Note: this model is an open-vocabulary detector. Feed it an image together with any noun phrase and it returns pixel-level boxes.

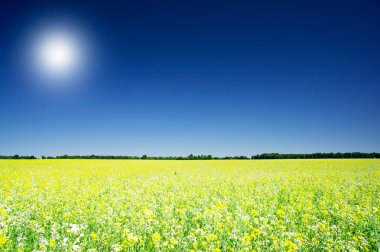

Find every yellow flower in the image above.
[242,234,251,245]
[284,240,297,251]
[91,233,98,240]
[0,236,7,245]
[49,239,56,247]
[215,201,223,210]
[351,236,358,243]
[252,228,261,236]
[207,234,218,242]
[0,209,7,217]
[152,232,161,246]
[276,209,285,216]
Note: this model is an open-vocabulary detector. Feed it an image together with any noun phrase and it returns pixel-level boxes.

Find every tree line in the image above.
[1,152,378,160]
[251,152,380,159]
[0,155,37,159]
[41,154,250,160]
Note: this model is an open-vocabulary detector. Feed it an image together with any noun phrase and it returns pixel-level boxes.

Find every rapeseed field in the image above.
[0,159,379,251]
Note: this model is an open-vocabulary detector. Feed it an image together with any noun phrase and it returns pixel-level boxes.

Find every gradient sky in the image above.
[1,0,379,156]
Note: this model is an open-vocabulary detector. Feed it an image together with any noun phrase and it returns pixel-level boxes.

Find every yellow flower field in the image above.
[0,159,379,251]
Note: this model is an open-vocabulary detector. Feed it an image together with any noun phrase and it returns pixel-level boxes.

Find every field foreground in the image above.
[0,159,379,251]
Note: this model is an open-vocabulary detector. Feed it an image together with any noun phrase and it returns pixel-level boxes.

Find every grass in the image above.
[0,159,379,251]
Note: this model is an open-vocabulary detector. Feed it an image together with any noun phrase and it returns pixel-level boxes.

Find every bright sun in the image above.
[33,29,82,78]
[23,20,96,90]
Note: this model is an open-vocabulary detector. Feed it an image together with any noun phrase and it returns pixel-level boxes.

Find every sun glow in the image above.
[33,28,82,79]
[35,31,80,76]
[21,19,96,91]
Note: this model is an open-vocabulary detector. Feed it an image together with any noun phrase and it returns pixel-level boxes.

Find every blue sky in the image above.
[0,0,379,156]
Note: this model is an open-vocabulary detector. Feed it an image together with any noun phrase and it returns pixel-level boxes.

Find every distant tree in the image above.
[1,152,380,160]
